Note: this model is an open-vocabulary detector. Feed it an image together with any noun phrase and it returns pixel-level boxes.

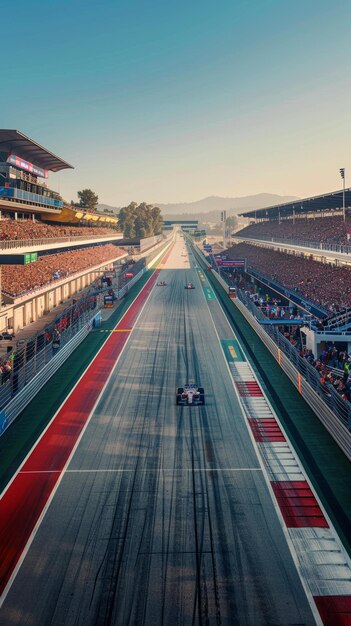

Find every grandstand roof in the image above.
[0,130,74,172]
[240,187,351,219]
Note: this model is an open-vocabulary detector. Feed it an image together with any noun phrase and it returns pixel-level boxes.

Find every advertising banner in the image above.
[7,154,48,179]
[216,258,246,269]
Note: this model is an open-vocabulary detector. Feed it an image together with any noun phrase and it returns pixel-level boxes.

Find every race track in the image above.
[0,236,317,625]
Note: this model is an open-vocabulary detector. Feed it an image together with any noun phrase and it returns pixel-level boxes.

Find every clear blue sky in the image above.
[3,0,351,206]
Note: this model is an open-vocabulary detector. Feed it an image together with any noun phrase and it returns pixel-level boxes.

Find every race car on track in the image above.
[157,280,167,286]
[185,282,195,289]
[176,384,205,406]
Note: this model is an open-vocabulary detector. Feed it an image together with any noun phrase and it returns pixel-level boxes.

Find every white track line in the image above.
[19,467,263,474]
[196,268,324,626]
[0,252,170,607]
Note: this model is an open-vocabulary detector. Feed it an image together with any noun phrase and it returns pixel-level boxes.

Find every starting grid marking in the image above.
[228,360,351,624]
[198,270,206,283]
[97,329,132,333]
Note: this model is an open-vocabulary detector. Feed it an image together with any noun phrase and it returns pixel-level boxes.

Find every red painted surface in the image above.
[314,595,351,626]
[0,246,173,599]
[248,418,286,442]
[271,481,328,528]
[236,381,263,396]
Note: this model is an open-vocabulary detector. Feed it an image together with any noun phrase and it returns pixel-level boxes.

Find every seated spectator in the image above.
[1,244,123,297]
[226,242,351,311]
[0,218,118,242]
[236,213,351,247]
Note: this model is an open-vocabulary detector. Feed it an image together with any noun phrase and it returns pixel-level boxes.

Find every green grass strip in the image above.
[0,270,154,493]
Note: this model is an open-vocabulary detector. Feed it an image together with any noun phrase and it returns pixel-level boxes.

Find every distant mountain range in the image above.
[97,193,299,220]
[156,193,299,216]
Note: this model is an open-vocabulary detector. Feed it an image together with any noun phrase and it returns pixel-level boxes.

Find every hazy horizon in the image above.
[3,0,351,206]
[97,191,299,211]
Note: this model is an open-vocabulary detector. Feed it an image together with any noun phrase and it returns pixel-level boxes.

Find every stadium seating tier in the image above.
[1,244,123,297]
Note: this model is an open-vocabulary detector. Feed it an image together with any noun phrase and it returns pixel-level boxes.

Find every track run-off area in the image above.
[0,234,351,625]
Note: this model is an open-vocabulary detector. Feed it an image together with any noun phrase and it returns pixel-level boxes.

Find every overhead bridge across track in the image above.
[163,219,198,230]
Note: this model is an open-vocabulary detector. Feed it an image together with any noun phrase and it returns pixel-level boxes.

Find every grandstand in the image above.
[225,242,351,312]
[219,239,351,365]
[0,129,118,225]
[0,222,118,242]
[0,243,126,332]
[225,186,351,356]
[0,130,126,333]
[2,244,124,298]
[235,214,351,247]
[239,186,351,221]
[235,186,351,264]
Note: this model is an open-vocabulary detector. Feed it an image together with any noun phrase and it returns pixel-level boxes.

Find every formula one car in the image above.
[157,280,167,286]
[176,384,205,406]
[184,282,195,289]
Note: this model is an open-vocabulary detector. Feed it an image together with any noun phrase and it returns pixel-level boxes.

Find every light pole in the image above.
[340,167,346,222]
[221,210,227,248]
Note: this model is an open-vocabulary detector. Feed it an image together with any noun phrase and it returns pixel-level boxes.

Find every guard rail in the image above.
[0,313,96,434]
[234,234,351,256]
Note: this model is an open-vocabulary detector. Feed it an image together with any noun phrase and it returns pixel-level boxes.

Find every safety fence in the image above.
[237,288,351,431]
[234,294,351,460]
[234,234,351,256]
[0,318,95,435]
[191,240,351,460]
[0,299,99,430]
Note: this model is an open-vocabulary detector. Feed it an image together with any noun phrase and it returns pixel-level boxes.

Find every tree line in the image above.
[73,190,163,238]
[117,202,163,238]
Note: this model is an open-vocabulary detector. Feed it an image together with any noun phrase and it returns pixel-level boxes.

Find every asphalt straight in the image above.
[0,236,317,625]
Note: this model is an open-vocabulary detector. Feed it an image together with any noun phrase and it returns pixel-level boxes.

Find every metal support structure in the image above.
[340,167,346,222]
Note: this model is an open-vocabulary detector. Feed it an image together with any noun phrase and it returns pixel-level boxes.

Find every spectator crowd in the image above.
[0,219,117,241]
[236,214,351,246]
[229,268,351,404]
[227,242,351,311]
[1,244,123,297]
[285,335,351,403]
